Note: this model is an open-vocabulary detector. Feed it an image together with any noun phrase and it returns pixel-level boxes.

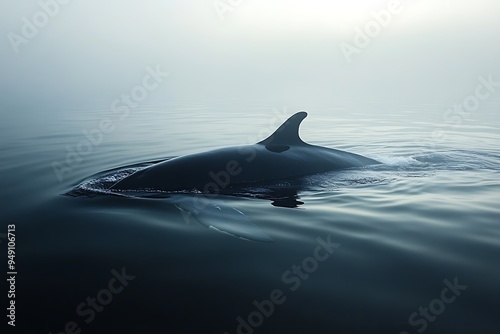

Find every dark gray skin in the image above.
[111,112,380,192]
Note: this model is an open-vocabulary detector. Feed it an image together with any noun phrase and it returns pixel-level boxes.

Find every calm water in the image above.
[1,101,499,333]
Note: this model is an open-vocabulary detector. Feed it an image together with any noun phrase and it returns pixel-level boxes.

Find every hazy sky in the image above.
[1,0,500,107]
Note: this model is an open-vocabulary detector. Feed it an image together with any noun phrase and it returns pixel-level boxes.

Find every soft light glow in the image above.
[233,0,385,32]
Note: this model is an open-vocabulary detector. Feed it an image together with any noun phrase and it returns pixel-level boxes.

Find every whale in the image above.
[110,111,380,193]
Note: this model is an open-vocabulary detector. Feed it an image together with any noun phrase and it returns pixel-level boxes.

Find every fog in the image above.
[1,0,500,108]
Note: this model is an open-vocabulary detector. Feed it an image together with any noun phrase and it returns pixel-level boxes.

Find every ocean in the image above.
[1,100,499,333]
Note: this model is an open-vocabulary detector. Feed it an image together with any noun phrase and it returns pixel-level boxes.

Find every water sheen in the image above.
[1,101,499,333]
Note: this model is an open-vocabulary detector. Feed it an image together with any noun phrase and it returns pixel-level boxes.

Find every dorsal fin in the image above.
[258,111,308,146]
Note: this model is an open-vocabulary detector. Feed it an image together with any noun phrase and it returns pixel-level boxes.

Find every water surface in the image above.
[1,101,499,333]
